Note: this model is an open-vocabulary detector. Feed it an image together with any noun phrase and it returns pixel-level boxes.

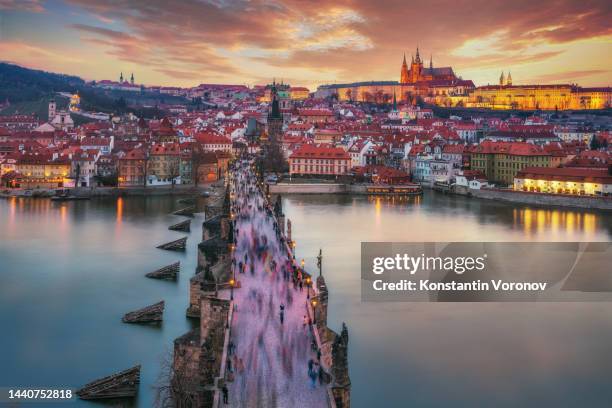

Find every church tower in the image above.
[499,71,505,86]
[410,47,423,82]
[400,54,410,84]
[266,81,283,143]
[48,99,56,122]
[130,73,134,85]
[506,71,512,86]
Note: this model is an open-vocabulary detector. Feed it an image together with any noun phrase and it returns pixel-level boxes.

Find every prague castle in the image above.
[316,48,611,110]
[462,71,611,110]
[399,48,456,84]
[316,47,475,104]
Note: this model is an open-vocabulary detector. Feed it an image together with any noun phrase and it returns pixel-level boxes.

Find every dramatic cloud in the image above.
[0,0,44,13]
[0,0,610,87]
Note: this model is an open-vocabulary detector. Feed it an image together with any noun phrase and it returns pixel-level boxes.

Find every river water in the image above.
[1,191,611,407]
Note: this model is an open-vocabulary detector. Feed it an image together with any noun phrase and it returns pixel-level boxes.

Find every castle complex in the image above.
[316,47,612,110]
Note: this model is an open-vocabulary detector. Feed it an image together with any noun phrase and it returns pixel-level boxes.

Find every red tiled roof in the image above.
[472,141,550,156]
[289,144,350,160]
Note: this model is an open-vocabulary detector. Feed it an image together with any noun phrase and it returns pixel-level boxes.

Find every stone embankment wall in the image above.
[269,183,369,195]
[472,188,612,211]
[172,187,233,407]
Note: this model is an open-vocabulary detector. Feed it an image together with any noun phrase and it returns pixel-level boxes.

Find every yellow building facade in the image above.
[470,142,558,185]
[466,85,611,110]
[16,160,71,188]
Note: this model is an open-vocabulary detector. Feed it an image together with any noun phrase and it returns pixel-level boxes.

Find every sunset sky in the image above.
[0,0,610,90]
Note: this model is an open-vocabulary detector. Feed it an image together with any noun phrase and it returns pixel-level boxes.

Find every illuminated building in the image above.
[289,87,310,100]
[514,167,612,196]
[316,53,610,110]
[316,47,474,103]
[15,155,71,188]
[69,92,81,112]
[465,74,612,110]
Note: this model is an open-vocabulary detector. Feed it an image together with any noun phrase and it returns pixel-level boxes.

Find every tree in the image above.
[168,158,180,188]
[153,348,200,408]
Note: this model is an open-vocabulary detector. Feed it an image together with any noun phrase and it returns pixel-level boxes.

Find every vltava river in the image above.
[1,191,611,407]
[283,192,612,408]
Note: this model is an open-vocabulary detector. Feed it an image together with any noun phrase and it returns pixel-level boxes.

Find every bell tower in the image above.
[48,99,56,121]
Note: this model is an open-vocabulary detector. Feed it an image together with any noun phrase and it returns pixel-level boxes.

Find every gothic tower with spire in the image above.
[506,71,512,86]
[499,71,505,86]
[400,54,410,84]
[410,47,423,82]
[266,82,283,143]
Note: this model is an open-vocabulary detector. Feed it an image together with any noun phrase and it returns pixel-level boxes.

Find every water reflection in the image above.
[0,196,200,408]
[283,191,612,407]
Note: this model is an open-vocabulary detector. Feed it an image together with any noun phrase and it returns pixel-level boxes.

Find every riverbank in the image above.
[1,183,223,199]
[269,183,411,195]
[470,188,612,211]
[269,182,611,210]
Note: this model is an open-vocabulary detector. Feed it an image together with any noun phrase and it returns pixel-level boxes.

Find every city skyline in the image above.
[0,0,611,89]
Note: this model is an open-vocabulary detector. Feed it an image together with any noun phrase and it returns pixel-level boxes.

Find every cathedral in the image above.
[400,47,457,84]
[315,46,474,104]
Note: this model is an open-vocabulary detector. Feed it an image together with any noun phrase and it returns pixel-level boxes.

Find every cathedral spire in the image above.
[392,90,397,111]
[120,72,123,83]
[400,53,410,84]
[499,71,505,86]
[506,71,512,86]
[429,55,433,70]
[415,46,421,63]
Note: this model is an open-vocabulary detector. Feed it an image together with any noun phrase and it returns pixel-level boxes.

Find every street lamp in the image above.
[311,298,317,324]
[229,278,235,301]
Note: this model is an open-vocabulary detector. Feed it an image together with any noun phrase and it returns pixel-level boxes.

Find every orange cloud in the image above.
[0,0,610,87]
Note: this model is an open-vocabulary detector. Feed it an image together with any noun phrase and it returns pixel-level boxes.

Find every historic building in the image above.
[400,48,456,84]
[466,80,612,111]
[514,167,612,196]
[266,83,284,142]
[316,50,610,110]
[315,47,474,104]
[288,144,351,177]
[469,141,563,185]
[118,148,147,187]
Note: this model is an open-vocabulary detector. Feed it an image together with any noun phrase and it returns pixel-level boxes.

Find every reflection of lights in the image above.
[311,299,317,307]
[116,197,123,224]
